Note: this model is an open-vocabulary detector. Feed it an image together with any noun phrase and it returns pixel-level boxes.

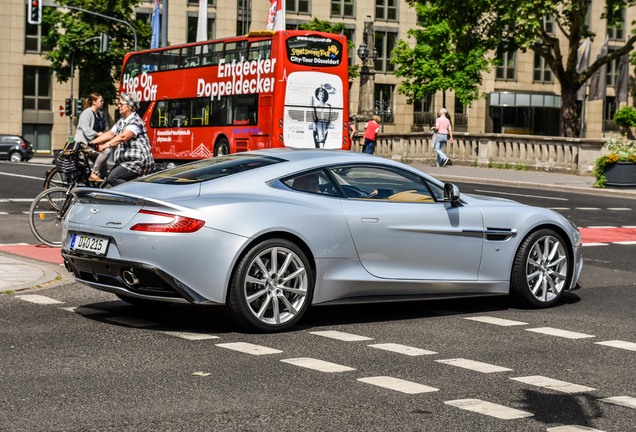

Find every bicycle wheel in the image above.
[43,167,68,189]
[29,187,71,247]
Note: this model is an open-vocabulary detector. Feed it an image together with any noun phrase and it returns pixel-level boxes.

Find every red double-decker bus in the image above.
[118,30,350,164]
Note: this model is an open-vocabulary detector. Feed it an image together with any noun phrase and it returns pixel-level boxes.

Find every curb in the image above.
[0,251,72,293]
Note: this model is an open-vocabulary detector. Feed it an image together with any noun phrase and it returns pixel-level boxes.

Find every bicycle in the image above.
[30,143,104,247]
[42,141,97,190]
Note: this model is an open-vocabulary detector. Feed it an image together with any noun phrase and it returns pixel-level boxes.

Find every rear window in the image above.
[139,154,284,184]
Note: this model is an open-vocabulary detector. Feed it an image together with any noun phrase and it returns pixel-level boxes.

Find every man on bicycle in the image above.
[90,92,155,186]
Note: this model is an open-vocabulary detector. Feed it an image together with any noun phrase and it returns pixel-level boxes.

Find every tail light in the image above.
[20,141,27,149]
[130,210,205,233]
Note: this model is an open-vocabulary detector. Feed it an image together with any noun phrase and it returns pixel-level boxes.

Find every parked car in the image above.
[61,149,583,332]
[0,134,34,162]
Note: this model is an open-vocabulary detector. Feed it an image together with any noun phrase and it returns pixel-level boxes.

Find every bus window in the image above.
[151,100,169,128]
[210,98,229,126]
[233,95,258,125]
[160,48,180,70]
[224,41,247,63]
[202,42,223,66]
[180,46,201,68]
[191,98,210,126]
[169,99,191,127]
[141,52,160,72]
[123,54,141,77]
[248,40,271,60]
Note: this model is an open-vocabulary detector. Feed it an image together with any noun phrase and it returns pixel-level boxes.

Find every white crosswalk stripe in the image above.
[368,343,437,356]
[15,294,63,305]
[595,340,636,352]
[547,426,606,432]
[465,316,528,326]
[310,330,373,341]
[281,357,355,373]
[61,306,108,315]
[510,376,595,394]
[599,396,636,410]
[444,399,534,420]
[525,327,595,339]
[162,331,220,340]
[436,358,512,373]
[358,376,439,394]
[216,342,282,355]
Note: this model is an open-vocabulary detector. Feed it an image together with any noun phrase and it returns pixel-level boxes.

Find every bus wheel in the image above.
[214,138,230,156]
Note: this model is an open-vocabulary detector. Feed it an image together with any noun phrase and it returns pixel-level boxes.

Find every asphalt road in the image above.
[0,160,635,431]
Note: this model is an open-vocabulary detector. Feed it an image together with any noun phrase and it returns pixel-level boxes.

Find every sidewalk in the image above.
[3,159,636,294]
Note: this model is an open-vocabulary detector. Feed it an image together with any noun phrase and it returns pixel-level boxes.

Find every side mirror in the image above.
[443,182,461,203]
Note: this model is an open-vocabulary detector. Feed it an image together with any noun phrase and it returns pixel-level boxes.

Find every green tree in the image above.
[42,0,151,104]
[392,0,636,137]
[300,18,360,78]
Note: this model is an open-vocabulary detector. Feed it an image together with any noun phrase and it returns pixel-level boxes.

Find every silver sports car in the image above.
[62,149,583,332]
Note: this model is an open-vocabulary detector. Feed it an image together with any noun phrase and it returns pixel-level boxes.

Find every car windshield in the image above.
[139,154,285,184]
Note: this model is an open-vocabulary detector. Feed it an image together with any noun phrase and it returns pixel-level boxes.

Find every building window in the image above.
[188,0,216,5]
[23,66,51,111]
[375,84,394,124]
[374,31,397,73]
[187,15,215,42]
[607,6,625,40]
[606,50,620,87]
[376,0,398,21]
[495,48,516,80]
[331,0,355,18]
[413,95,435,127]
[542,15,555,34]
[23,124,52,153]
[25,6,52,53]
[237,0,251,35]
[287,0,310,14]
[533,53,553,82]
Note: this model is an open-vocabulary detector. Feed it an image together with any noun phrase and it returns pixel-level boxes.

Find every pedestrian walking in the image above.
[362,115,381,154]
[433,108,453,167]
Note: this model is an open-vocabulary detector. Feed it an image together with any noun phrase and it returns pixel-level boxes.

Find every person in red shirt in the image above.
[362,115,381,154]
[433,108,453,167]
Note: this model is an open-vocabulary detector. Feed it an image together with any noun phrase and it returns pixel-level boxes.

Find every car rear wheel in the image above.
[9,151,22,162]
[511,229,570,308]
[228,239,314,332]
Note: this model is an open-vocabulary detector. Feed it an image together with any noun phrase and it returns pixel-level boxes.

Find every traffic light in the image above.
[64,98,72,116]
[75,99,83,116]
[27,0,42,25]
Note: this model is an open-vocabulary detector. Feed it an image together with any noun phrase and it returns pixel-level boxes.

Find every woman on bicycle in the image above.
[91,92,155,186]
[74,93,106,182]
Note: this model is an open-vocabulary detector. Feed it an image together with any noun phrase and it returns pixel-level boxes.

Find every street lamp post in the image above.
[357,17,377,122]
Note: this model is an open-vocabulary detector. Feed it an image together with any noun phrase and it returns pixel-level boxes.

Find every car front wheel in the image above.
[228,239,313,332]
[511,229,571,308]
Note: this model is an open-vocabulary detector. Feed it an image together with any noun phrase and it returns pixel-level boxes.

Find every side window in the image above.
[202,42,223,66]
[283,170,340,196]
[329,165,436,202]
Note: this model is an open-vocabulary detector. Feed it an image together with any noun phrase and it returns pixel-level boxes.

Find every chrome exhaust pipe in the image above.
[122,270,140,287]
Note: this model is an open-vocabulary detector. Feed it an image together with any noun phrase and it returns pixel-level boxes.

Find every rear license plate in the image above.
[70,233,109,255]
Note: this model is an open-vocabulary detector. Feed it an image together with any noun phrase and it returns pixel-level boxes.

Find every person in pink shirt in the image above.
[362,115,381,154]
[433,108,453,167]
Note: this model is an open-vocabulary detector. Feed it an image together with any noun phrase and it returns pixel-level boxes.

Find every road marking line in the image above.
[368,343,437,356]
[0,198,33,202]
[575,207,601,210]
[582,243,609,247]
[615,241,636,245]
[547,426,606,431]
[444,399,533,419]
[358,376,439,394]
[607,208,632,211]
[105,316,159,328]
[162,331,220,340]
[595,340,636,352]
[473,189,567,201]
[310,330,373,341]
[511,375,595,393]
[15,294,63,305]
[599,396,636,409]
[465,316,528,326]
[61,306,107,315]
[216,342,282,355]
[586,226,617,229]
[436,358,512,373]
[526,327,595,339]
[281,357,356,373]
[548,207,570,211]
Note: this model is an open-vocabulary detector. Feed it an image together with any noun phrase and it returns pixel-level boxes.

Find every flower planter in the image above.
[604,162,636,187]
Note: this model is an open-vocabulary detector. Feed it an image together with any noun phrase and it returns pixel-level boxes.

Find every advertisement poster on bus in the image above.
[283,71,344,149]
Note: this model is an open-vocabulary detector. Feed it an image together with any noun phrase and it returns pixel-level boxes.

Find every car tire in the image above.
[228,238,314,332]
[214,138,230,156]
[511,229,571,308]
[9,151,23,162]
